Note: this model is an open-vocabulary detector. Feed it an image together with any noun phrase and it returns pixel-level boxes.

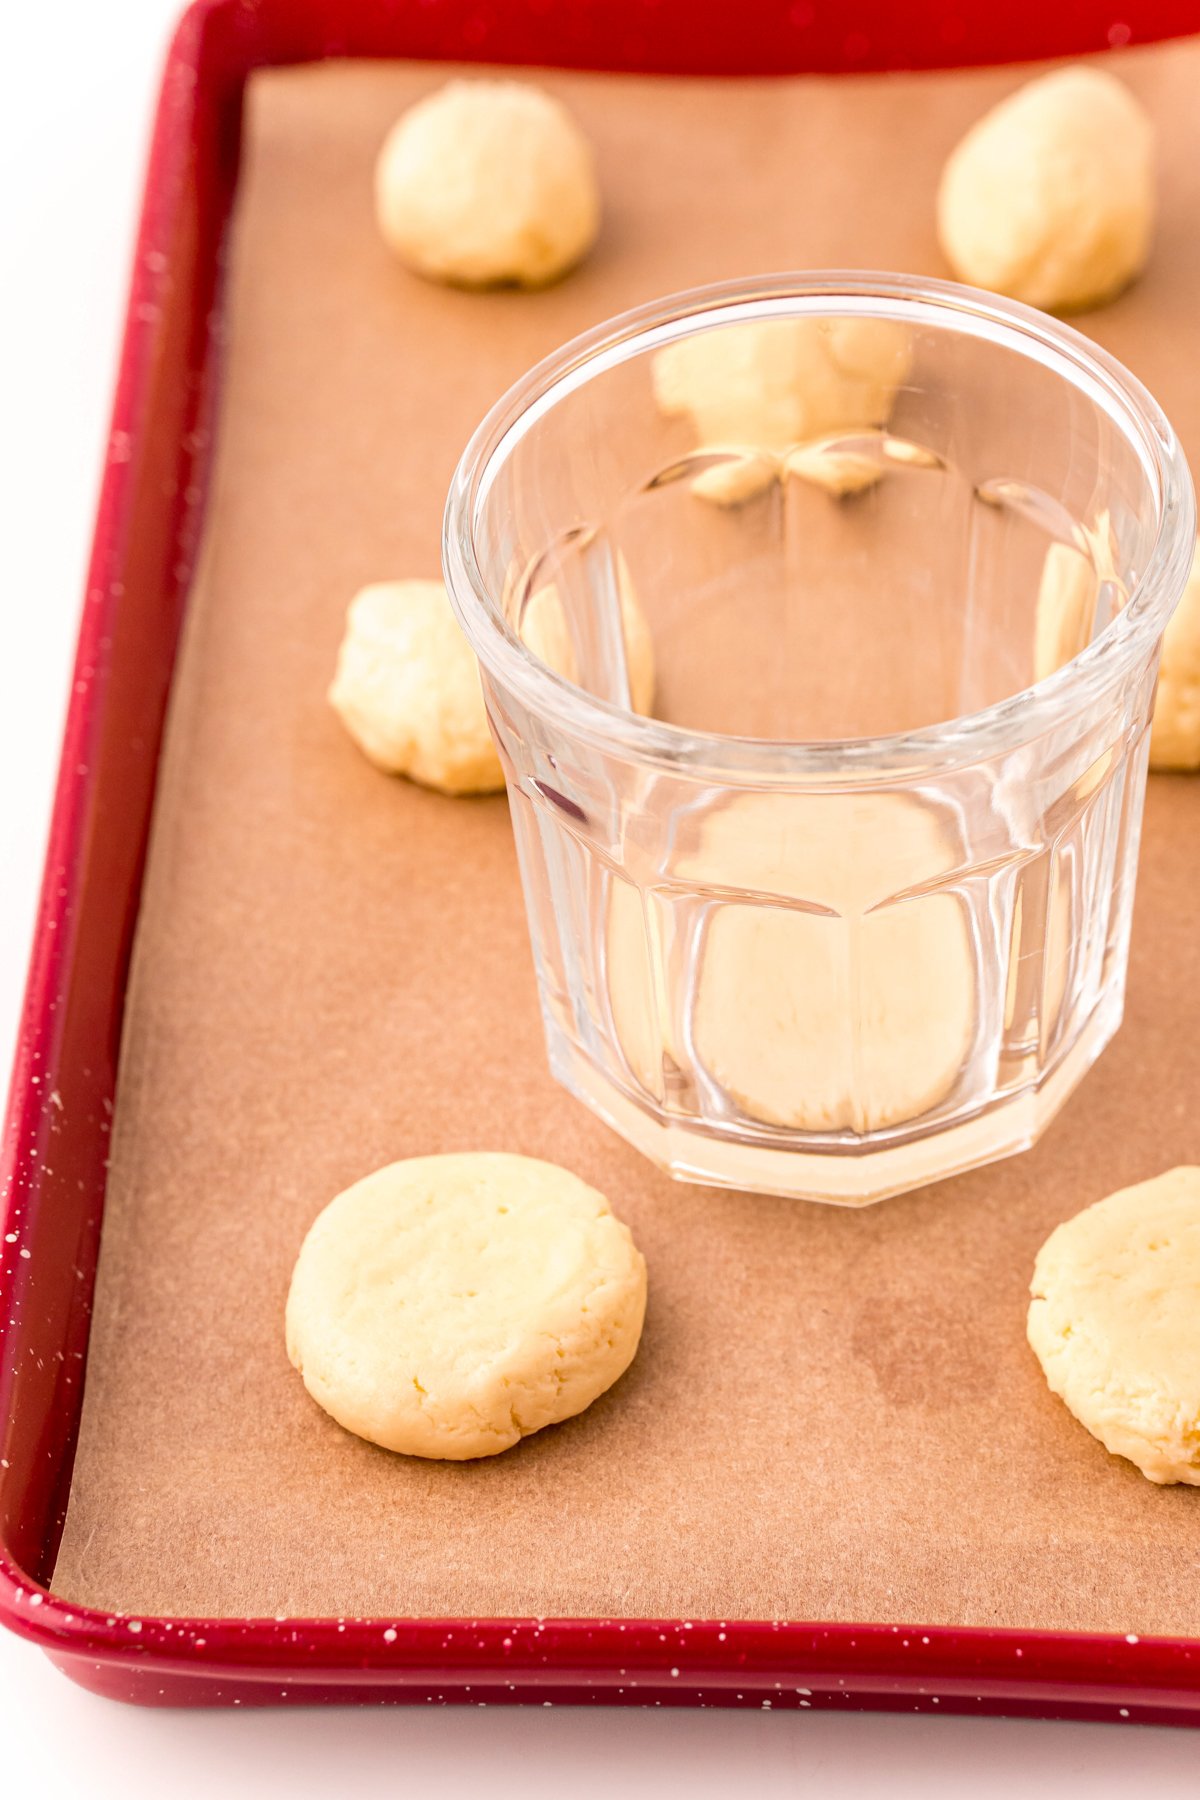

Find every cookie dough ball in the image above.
[1028,1167,1200,1484]
[1150,539,1200,771]
[286,1153,647,1460]
[937,66,1154,313]
[374,79,600,288]
[328,579,505,794]
[330,573,656,793]
[521,568,656,715]
[653,317,911,505]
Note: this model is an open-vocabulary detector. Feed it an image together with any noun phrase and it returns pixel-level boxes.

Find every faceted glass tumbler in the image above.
[444,275,1195,1204]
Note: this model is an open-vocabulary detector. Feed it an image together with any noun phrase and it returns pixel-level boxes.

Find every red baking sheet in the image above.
[3,0,1200,1717]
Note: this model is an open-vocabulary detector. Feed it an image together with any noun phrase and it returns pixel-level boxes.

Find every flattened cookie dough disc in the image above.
[1028,1167,1200,1484]
[286,1153,647,1460]
[693,888,973,1134]
[603,792,975,1130]
[608,791,976,1134]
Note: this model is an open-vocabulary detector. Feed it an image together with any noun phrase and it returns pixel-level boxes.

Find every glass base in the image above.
[545,999,1121,1206]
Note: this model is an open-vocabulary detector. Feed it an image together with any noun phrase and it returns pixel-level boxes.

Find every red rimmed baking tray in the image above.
[4,0,1200,1716]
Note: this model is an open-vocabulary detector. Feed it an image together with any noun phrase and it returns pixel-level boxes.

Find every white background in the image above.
[1,2,1197,1791]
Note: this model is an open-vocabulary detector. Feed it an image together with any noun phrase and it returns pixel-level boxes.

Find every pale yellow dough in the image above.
[1150,540,1200,771]
[328,580,505,794]
[652,318,911,506]
[329,575,655,794]
[374,79,599,288]
[607,791,975,1132]
[1028,1167,1200,1484]
[937,65,1154,313]
[286,1153,647,1461]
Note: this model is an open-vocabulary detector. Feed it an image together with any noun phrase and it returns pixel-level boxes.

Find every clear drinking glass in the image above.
[444,275,1195,1204]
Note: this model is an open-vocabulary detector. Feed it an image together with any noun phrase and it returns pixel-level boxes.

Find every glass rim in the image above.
[443,271,1196,779]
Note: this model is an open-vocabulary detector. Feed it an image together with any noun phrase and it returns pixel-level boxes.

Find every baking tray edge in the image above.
[2,0,1200,1716]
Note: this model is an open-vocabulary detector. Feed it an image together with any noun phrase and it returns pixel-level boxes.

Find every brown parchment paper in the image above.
[53,44,1200,1628]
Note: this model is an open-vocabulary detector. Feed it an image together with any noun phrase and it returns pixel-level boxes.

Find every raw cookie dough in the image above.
[374,79,600,288]
[607,791,975,1132]
[328,579,505,794]
[653,317,911,505]
[1028,1167,1200,1484]
[286,1152,647,1461]
[1149,539,1200,771]
[937,65,1154,313]
[329,575,655,793]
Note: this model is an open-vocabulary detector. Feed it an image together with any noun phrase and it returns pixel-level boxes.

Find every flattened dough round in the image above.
[1027,1166,1200,1484]
[653,317,910,506]
[687,794,974,1132]
[606,791,975,1132]
[937,65,1154,313]
[286,1153,647,1460]
[374,79,599,288]
[328,579,505,794]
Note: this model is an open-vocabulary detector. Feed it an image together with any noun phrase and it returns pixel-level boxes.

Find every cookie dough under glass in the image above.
[607,791,976,1134]
[652,316,910,505]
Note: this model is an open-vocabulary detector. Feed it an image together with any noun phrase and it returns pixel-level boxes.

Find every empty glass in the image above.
[444,275,1195,1204]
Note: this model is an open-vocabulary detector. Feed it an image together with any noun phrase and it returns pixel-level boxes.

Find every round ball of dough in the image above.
[1150,539,1200,771]
[937,66,1154,313]
[328,579,505,794]
[374,79,600,288]
[1028,1167,1200,1484]
[653,317,911,506]
[329,575,656,794]
[286,1153,647,1460]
